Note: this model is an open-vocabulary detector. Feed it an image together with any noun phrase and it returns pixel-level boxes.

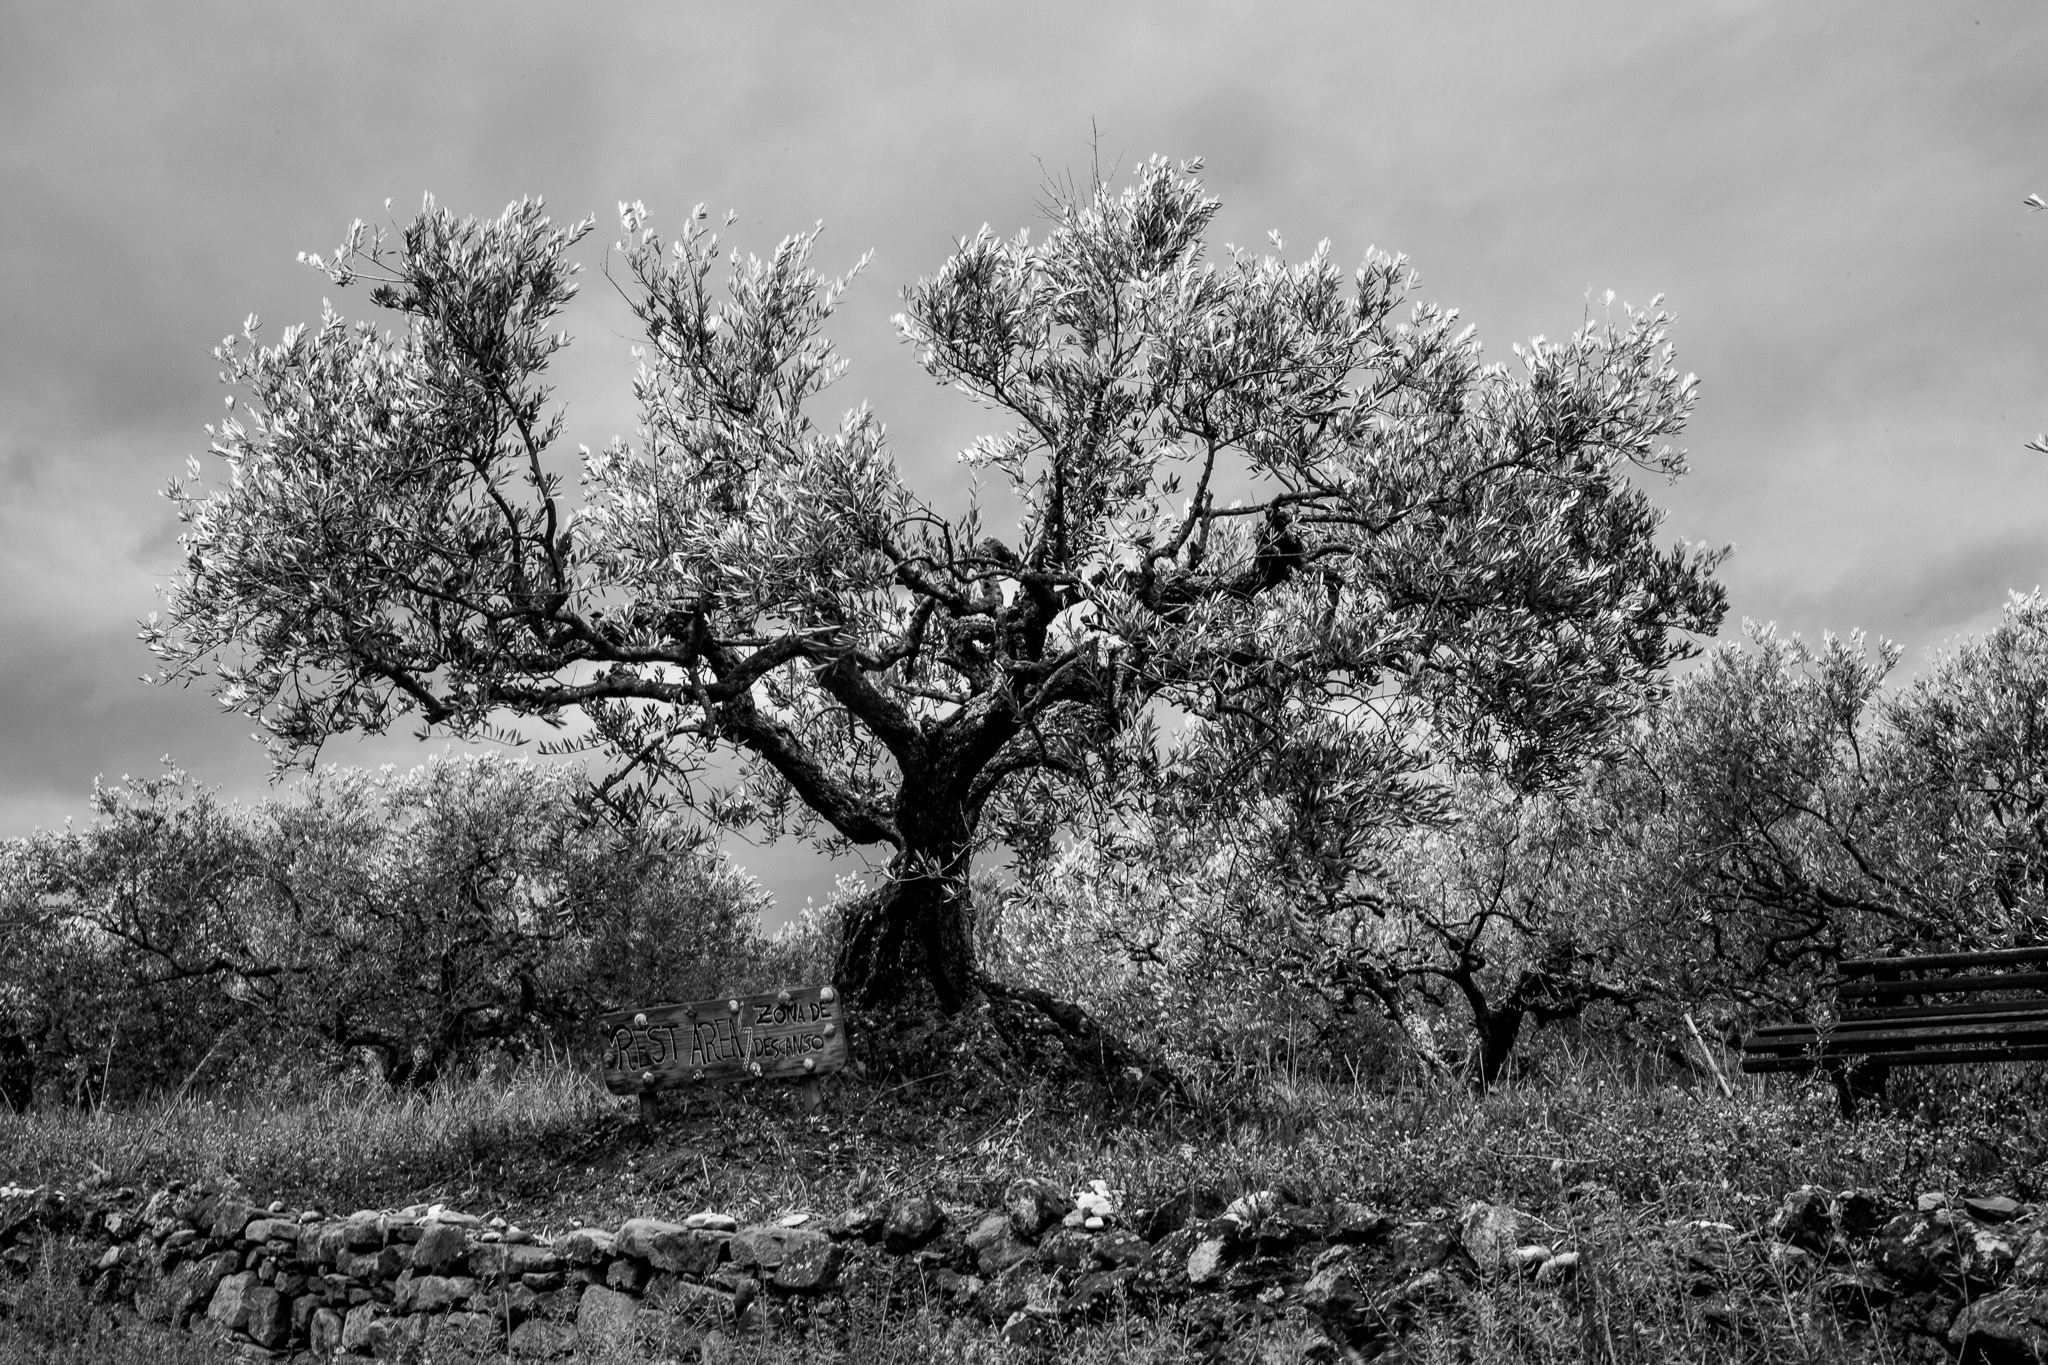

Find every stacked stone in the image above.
[20,1173,2048,1359]
[0,1181,853,1359]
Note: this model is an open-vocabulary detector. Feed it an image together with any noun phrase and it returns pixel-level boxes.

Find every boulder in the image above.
[884,1195,945,1253]
[339,1302,386,1354]
[1767,1186,1833,1253]
[830,1203,888,1242]
[1331,1202,1394,1245]
[576,1284,640,1341]
[1968,1196,2026,1226]
[967,1212,1035,1277]
[209,1197,260,1242]
[241,1217,299,1246]
[471,1241,562,1282]
[1004,1179,1069,1241]
[308,1306,345,1354]
[1186,1236,1229,1287]
[616,1218,728,1277]
[411,1220,473,1275]
[555,1227,614,1265]
[205,1270,258,1330]
[242,1286,289,1348]
[605,1258,649,1292]
[774,1235,844,1292]
[343,1210,386,1249]
[1832,1189,1888,1239]
[1950,1289,2048,1360]
[509,1318,578,1358]
[396,1273,475,1312]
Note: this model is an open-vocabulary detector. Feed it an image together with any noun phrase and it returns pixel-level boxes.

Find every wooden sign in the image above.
[598,984,847,1096]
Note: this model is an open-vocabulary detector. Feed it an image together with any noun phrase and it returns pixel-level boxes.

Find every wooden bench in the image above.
[1738,945,2048,1115]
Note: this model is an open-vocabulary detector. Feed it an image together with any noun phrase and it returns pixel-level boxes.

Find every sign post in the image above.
[598,984,848,1118]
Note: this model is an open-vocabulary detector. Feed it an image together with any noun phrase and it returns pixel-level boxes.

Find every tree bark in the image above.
[836,844,977,1013]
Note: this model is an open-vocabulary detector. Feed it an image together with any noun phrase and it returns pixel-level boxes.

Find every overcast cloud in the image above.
[2,1,2044,910]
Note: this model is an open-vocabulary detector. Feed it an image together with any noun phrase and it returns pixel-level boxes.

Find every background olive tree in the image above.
[148,159,1724,1070]
[0,756,786,1105]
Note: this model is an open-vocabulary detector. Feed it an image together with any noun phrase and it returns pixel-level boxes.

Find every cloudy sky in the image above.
[2,2,2044,909]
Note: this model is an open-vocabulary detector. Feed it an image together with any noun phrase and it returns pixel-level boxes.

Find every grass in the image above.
[4,1030,2045,1361]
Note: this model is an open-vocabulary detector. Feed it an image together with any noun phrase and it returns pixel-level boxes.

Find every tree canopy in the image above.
[150,160,1725,1036]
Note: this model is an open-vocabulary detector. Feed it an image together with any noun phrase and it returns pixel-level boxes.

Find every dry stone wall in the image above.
[7,1175,2048,1359]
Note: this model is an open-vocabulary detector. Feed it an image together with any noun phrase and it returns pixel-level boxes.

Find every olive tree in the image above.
[149,160,1725,1052]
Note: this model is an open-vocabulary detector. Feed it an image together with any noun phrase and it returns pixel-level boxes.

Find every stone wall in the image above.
[5,1175,2048,1360]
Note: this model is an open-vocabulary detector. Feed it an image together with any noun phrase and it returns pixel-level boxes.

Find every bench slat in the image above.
[1742,1020,2048,1057]
[1742,1043,2048,1074]
[1837,969,2048,999]
[1846,997,2048,1023]
[1746,1007,2048,1040]
[1839,945,2048,977]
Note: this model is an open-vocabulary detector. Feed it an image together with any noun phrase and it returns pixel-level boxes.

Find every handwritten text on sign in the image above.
[598,985,847,1094]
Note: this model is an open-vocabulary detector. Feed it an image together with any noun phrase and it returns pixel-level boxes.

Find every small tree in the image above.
[149,160,1724,1056]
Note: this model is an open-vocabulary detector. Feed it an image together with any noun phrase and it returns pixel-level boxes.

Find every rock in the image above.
[1817,1267,1894,1317]
[1260,1203,1327,1249]
[2017,1229,2048,1285]
[830,1202,888,1242]
[411,1220,473,1275]
[1186,1237,1229,1287]
[685,1211,738,1232]
[471,1241,563,1281]
[1949,1289,2048,1359]
[967,1211,1035,1277]
[1037,1227,1096,1272]
[1918,1192,1954,1213]
[1767,1186,1835,1253]
[606,1258,650,1292]
[508,1317,578,1358]
[1970,1196,2027,1225]
[242,1286,289,1348]
[1004,1179,1068,1241]
[884,1195,945,1253]
[1331,1202,1394,1244]
[1832,1189,1887,1239]
[975,1262,1060,1322]
[645,1272,734,1316]
[616,1218,728,1277]
[1386,1268,1461,1314]
[1000,1309,1054,1349]
[206,1270,258,1330]
[1876,1210,1985,1286]
[1460,1203,1541,1276]
[339,1302,386,1354]
[1302,1252,1369,1320]
[1063,1267,1132,1319]
[396,1273,475,1312]
[577,1284,640,1340]
[308,1306,344,1354]
[343,1210,386,1249]
[156,1249,239,1327]
[290,1293,319,1340]
[773,1235,844,1292]
[1094,1231,1152,1270]
[241,1217,299,1246]
[1535,1250,1581,1286]
[304,1222,350,1267]
[556,1227,614,1264]
[210,1198,260,1242]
